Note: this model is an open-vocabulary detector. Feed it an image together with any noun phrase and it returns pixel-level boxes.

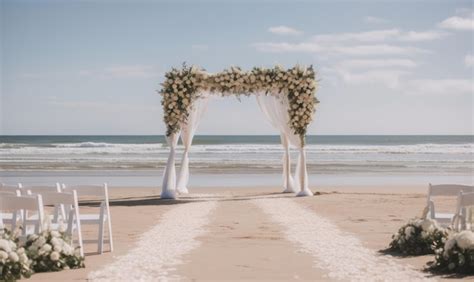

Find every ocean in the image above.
[1,135,472,187]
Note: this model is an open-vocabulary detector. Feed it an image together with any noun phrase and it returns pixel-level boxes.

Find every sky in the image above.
[1,0,473,135]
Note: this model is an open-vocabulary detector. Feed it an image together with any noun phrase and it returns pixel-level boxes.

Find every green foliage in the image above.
[159,64,319,138]
[388,218,449,256]
[25,230,84,273]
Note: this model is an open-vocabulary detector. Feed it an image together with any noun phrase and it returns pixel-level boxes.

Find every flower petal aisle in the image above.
[254,198,433,281]
[88,200,217,281]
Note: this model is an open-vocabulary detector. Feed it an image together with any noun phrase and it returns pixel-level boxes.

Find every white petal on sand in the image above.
[254,198,433,281]
[89,200,217,281]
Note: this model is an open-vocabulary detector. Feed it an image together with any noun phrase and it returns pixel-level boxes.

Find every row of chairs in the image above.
[426,184,474,231]
[0,183,113,256]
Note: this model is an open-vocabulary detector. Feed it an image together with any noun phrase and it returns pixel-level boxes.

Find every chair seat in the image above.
[79,214,108,224]
[1,212,14,220]
[434,212,454,220]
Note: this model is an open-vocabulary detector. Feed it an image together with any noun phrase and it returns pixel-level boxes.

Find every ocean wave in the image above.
[0,142,472,157]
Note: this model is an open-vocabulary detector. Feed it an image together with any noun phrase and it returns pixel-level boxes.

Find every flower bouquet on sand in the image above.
[25,229,84,273]
[0,228,32,281]
[388,218,449,255]
[428,230,474,274]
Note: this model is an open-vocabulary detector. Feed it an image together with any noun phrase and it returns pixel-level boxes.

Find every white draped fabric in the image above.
[176,96,209,194]
[160,132,180,199]
[256,93,312,196]
[161,91,312,199]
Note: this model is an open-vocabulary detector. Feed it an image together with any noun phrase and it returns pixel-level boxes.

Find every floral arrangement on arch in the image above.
[159,64,319,140]
[25,229,84,273]
[0,228,32,281]
[428,230,474,274]
[387,217,449,256]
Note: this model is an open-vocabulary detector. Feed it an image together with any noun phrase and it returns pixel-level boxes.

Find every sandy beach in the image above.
[23,185,472,281]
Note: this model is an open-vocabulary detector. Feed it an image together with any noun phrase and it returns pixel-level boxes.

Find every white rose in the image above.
[54,244,63,253]
[17,247,25,255]
[0,239,12,253]
[50,230,61,238]
[62,244,73,256]
[40,244,52,253]
[0,250,8,261]
[455,231,474,250]
[421,218,437,232]
[404,226,415,239]
[444,237,456,255]
[9,252,19,262]
[20,253,28,264]
[421,231,429,239]
[50,251,60,261]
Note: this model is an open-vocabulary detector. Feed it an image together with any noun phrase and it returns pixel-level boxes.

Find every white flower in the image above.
[455,230,474,250]
[50,251,60,261]
[62,244,73,256]
[420,218,437,232]
[444,237,456,255]
[0,239,12,252]
[9,252,19,262]
[40,243,52,254]
[50,230,61,238]
[0,250,8,261]
[17,247,25,255]
[53,244,63,253]
[20,253,28,264]
[421,231,429,239]
[51,237,60,247]
[33,236,46,247]
[404,226,415,239]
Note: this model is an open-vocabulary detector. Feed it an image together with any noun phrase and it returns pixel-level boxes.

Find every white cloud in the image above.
[253,42,429,56]
[340,69,408,89]
[192,44,209,51]
[439,15,474,30]
[336,59,417,69]
[465,54,474,67]
[268,25,303,35]
[364,16,389,24]
[312,29,445,43]
[404,79,473,95]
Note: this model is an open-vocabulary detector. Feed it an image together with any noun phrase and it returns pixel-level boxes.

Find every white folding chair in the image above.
[0,183,23,194]
[20,183,62,195]
[40,191,84,256]
[0,194,44,236]
[426,184,474,226]
[453,191,474,231]
[0,191,21,227]
[62,183,113,254]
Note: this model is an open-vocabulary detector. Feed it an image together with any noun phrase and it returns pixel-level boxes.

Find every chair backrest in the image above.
[22,183,62,195]
[0,183,22,193]
[40,191,79,223]
[61,183,108,197]
[0,194,43,212]
[459,192,474,207]
[428,184,474,198]
[62,184,110,210]
[0,194,44,233]
[0,190,21,196]
[39,191,77,206]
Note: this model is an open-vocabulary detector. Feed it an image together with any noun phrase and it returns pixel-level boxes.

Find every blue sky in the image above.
[1,0,473,135]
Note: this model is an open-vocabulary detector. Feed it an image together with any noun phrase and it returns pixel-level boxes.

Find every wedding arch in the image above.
[159,64,319,199]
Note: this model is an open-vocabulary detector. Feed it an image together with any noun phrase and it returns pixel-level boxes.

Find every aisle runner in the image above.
[254,198,432,281]
[89,201,217,281]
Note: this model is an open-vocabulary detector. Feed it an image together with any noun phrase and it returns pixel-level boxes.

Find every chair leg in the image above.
[97,222,105,254]
[107,217,113,252]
